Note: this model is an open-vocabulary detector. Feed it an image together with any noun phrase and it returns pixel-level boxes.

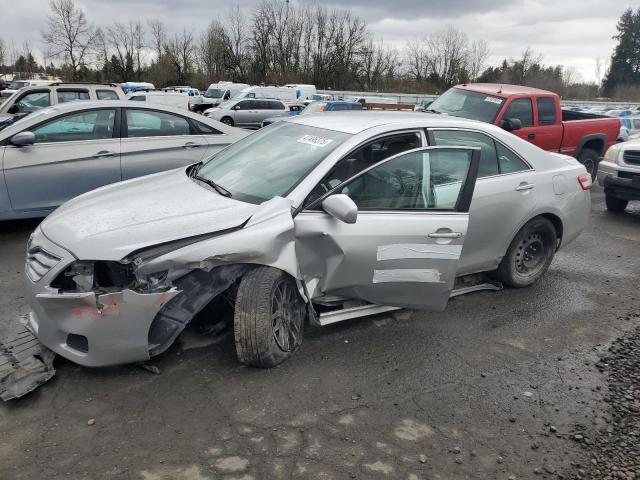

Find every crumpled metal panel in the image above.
[1,325,56,401]
[29,289,179,367]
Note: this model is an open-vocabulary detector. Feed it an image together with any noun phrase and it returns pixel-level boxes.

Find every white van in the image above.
[347,96,397,106]
[198,82,250,112]
[284,84,317,101]
[1,79,62,98]
[234,84,317,102]
[127,91,190,110]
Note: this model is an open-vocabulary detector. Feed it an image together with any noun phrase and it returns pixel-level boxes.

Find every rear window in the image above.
[537,97,556,125]
[57,90,90,103]
[97,90,119,100]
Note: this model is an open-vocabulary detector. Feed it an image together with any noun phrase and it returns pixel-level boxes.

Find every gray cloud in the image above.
[1,0,631,83]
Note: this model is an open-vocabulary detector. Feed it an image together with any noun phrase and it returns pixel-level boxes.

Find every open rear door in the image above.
[295,146,480,310]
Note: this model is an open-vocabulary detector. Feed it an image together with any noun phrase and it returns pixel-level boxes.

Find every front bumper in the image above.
[598,161,640,201]
[25,229,179,367]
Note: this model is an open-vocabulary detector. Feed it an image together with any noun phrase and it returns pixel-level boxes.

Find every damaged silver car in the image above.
[24,112,591,368]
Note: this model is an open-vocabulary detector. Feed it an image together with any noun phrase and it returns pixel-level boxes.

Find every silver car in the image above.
[204,98,289,128]
[0,100,249,220]
[25,112,591,369]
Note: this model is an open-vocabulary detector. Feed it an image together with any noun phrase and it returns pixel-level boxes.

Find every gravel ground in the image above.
[563,326,640,480]
[0,186,639,480]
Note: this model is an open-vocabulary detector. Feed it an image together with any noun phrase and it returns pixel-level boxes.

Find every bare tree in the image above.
[106,21,145,80]
[164,28,195,84]
[147,19,166,62]
[42,0,97,80]
[467,39,489,81]
[0,37,6,69]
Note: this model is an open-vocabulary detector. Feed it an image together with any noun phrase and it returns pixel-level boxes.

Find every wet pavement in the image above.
[0,186,639,480]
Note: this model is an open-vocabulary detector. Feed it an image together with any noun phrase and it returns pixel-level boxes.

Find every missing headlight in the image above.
[51,261,136,293]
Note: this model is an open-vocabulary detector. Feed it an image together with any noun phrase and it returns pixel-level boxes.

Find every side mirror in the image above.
[232,105,241,110]
[322,194,357,224]
[7,104,18,114]
[500,118,522,132]
[11,131,35,146]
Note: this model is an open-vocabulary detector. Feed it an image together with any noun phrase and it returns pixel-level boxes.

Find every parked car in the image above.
[618,125,630,143]
[284,84,318,102]
[598,139,640,212]
[0,83,125,120]
[197,82,250,113]
[120,82,155,93]
[128,91,191,110]
[425,83,621,178]
[604,109,633,117]
[347,96,397,106]
[24,111,590,369]
[0,100,249,220]
[204,98,289,128]
[233,85,316,103]
[261,100,362,127]
[0,79,62,98]
[310,93,334,102]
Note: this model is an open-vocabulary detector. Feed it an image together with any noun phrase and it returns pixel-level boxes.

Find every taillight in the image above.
[577,173,592,190]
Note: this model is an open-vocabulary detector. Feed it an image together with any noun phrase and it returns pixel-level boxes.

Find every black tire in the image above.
[605,194,628,212]
[577,148,599,180]
[234,267,305,368]
[496,217,557,288]
[220,116,234,126]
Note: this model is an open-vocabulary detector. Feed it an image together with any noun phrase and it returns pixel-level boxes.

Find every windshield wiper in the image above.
[425,108,441,114]
[189,163,232,197]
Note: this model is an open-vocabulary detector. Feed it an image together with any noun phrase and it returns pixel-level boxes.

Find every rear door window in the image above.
[431,130,499,177]
[537,97,556,125]
[32,109,116,143]
[125,109,191,137]
[57,90,90,103]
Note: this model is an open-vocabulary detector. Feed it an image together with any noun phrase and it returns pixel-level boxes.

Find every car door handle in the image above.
[428,232,462,239]
[527,133,536,140]
[93,150,115,158]
[515,182,535,191]
[183,142,199,149]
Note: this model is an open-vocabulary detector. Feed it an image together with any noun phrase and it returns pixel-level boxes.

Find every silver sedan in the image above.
[0,100,249,220]
[25,112,591,368]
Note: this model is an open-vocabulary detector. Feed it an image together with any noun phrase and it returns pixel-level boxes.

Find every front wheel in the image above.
[220,116,234,126]
[605,194,628,212]
[496,217,557,288]
[234,267,305,368]
[578,148,599,180]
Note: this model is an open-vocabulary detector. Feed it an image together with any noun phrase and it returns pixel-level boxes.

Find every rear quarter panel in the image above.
[560,118,620,157]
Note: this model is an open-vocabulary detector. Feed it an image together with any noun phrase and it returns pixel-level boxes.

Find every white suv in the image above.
[598,141,640,212]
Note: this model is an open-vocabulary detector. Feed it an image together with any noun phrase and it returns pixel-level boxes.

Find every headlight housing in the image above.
[603,144,621,164]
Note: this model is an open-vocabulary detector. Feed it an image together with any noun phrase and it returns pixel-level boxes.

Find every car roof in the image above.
[287,110,492,134]
[0,100,220,138]
[455,83,556,97]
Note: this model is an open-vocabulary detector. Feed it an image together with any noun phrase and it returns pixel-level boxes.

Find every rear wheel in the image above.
[234,267,305,368]
[605,194,628,212]
[496,217,557,288]
[220,116,234,126]
[578,148,599,180]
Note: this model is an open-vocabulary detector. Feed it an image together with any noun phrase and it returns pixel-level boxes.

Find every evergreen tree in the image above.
[603,8,640,95]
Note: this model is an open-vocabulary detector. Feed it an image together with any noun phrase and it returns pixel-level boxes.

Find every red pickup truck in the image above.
[426,83,620,177]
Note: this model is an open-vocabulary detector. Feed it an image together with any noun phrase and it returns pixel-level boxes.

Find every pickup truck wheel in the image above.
[496,217,557,288]
[234,267,305,368]
[220,116,234,126]
[577,148,599,180]
[605,194,628,212]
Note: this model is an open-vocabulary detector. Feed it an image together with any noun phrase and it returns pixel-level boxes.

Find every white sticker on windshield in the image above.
[297,134,334,147]
[484,96,502,104]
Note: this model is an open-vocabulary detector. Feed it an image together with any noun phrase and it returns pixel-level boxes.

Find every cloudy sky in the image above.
[2,0,632,83]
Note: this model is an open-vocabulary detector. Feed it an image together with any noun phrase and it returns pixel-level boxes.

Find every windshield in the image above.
[7,81,27,90]
[302,102,327,114]
[428,88,505,123]
[196,122,351,203]
[205,88,225,99]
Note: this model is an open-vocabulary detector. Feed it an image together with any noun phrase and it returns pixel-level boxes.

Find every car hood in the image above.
[41,168,260,261]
